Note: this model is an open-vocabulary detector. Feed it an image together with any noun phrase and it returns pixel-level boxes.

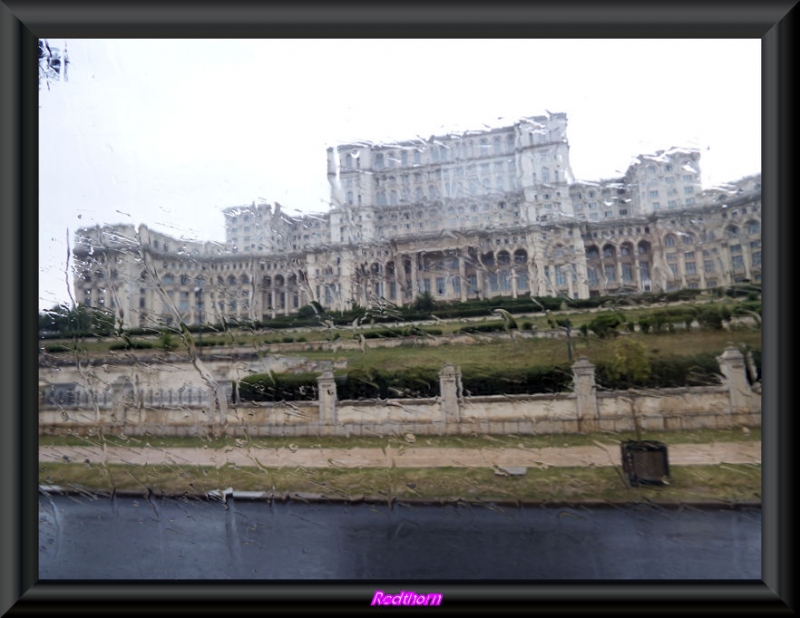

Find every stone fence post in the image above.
[717,346,754,415]
[109,379,128,425]
[572,356,599,431]
[317,370,337,424]
[439,364,462,423]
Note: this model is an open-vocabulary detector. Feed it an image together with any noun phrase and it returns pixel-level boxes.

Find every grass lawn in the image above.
[38,461,761,506]
[39,426,760,451]
[39,427,761,505]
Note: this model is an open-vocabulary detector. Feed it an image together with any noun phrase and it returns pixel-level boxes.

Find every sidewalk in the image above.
[39,441,761,469]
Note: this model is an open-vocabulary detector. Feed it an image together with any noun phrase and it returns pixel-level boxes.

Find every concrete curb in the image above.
[38,485,761,510]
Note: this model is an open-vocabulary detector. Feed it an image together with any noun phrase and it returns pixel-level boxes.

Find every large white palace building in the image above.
[72,113,762,328]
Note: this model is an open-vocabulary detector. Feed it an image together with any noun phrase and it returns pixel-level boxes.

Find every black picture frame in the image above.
[3,1,795,614]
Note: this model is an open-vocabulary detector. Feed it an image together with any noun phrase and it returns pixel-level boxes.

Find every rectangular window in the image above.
[752,252,761,267]
[423,278,431,293]
[704,260,715,273]
[436,277,446,295]
[452,278,461,294]
[686,261,697,275]
[604,265,616,282]
[667,253,677,262]
[517,272,528,290]
[389,282,396,299]
[468,274,478,292]
[555,267,566,287]
[622,264,633,282]
[732,255,745,271]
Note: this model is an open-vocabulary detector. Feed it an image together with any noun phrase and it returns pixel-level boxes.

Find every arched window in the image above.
[513,249,527,264]
[664,234,677,247]
[727,225,740,238]
[497,251,510,265]
[746,220,760,235]
[586,246,599,260]
[602,245,615,259]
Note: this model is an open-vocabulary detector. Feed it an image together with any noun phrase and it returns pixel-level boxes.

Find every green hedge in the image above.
[595,353,723,389]
[335,367,441,400]
[235,349,744,402]
[108,339,155,351]
[461,365,573,396]
[237,372,319,402]
[457,321,514,334]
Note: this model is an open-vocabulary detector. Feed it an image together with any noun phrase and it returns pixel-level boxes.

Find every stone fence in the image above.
[39,347,761,437]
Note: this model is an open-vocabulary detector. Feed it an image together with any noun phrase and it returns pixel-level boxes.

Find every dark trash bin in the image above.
[620,440,670,486]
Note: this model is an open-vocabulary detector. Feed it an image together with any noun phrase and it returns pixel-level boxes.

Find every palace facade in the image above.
[72,113,762,328]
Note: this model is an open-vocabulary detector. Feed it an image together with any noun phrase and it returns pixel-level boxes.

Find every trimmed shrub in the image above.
[587,313,624,338]
[109,339,155,351]
[596,352,722,389]
[335,366,440,400]
[461,365,573,396]
[44,344,71,353]
[457,321,511,334]
[238,372,319,402]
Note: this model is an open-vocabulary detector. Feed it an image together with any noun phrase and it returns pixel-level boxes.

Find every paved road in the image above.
[39,440,761,468]
[38,494,762,580]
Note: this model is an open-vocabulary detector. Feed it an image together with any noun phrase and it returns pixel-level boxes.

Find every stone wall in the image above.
[39,347,761,437]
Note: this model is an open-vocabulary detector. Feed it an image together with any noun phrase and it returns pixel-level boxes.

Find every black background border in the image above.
[1,1,795,614]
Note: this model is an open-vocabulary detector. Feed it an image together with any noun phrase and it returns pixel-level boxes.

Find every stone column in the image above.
[717,346,753,416]
[439,363,462,423]
[476,270,485,299]
[317,371,337,425]
[458,255,468,302]
[572,356,598,431]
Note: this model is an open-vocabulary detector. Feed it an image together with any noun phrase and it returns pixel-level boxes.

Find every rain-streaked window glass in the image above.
[38,39,762,583]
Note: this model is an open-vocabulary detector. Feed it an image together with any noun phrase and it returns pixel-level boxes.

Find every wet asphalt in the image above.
[39,493,760,580]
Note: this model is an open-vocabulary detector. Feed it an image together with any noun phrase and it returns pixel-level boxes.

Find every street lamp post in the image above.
[194,287,203,352]
[564,317,573,362]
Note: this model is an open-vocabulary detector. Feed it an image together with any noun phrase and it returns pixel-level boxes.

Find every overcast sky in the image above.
[38,39,761,312]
